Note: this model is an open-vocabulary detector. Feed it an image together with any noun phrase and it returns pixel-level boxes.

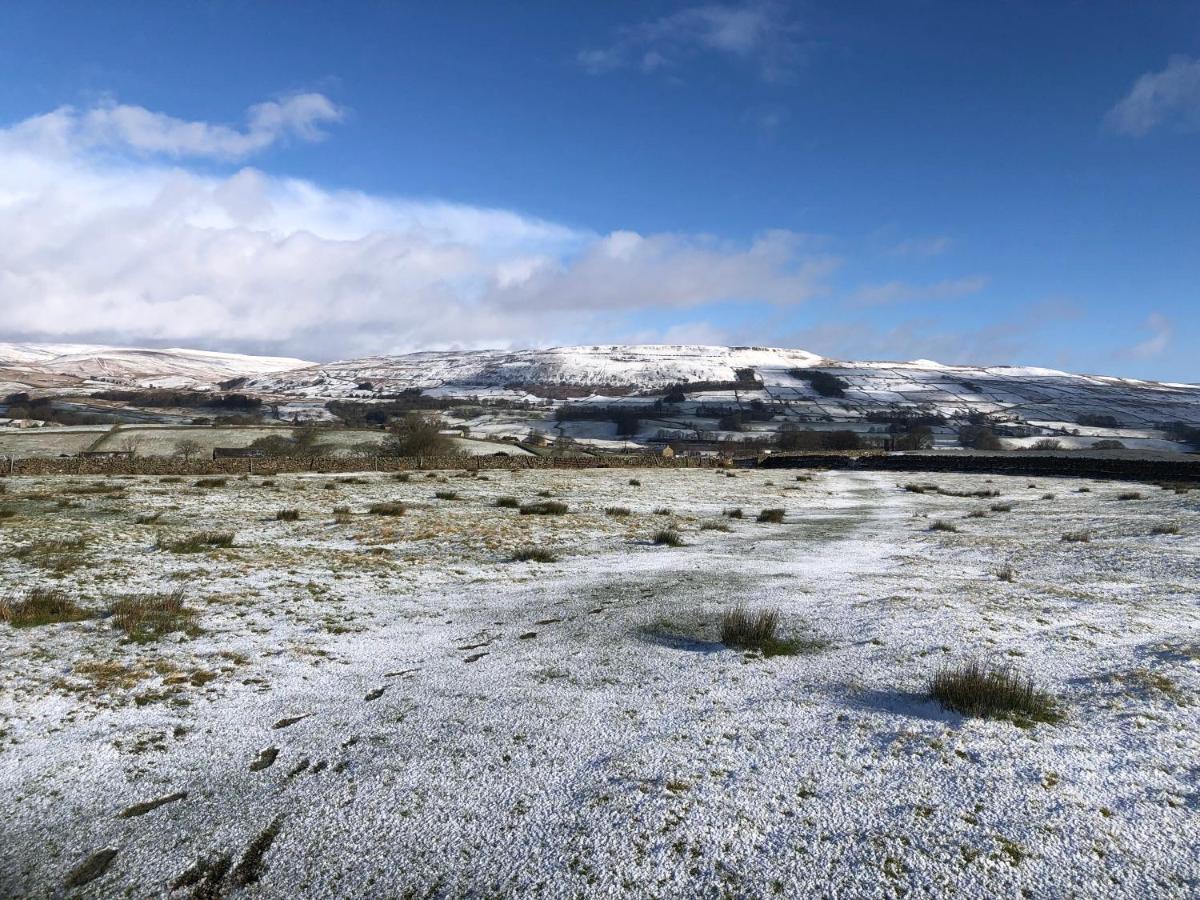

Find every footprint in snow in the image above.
[272,714,310,729]
[249,747,279,771]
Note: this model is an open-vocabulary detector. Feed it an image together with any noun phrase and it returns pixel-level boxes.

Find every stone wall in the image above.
[0,453,716,478]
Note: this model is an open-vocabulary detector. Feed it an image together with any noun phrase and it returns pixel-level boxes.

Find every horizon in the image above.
[0,2,1196,381]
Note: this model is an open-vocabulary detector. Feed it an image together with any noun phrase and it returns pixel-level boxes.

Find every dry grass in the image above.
[724,507,744,519]
[995,564,1016,582]
[1061,530,1091,543]
[13,537,88,573]
[989,502,1013,513]
[0,588,89,628]
[275,509,300,521]
[1151,523,1180,535]
[929,519,958,532]
[519,501,568,515]
[652,528,683,546]
[721,605,779,648]
[605,506,631,517]
[756,508,785,524]
[156,531,235,553]
[193,477,228,488]
[930,658,1061,724]
[368,501,406,516]
[700,520,731,531]
[434,490,461,501]
[1116,491,1143,501]
[510,547,557,563]
[109,588,199,642]
[494,496,519,508]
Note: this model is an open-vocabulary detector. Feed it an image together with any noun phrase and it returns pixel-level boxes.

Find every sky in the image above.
[0,1,1196,380]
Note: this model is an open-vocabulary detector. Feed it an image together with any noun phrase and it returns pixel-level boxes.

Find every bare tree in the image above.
[173,438,204,462]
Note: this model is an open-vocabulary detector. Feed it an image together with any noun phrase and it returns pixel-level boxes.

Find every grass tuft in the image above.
[1116,491,1142,501]
[494,496,519,508]
[109,588,199,642]
[1151,523,1180,535]
[700,520,731,532]
[723,507,744,519]
[652,528,683,546]
[368,501,406,516]
[434,490,460,501]
[929,519,958,532]
[156,531,234,553]
[510,547,557,563]
[605,506,631,517]
[193,478,228,488]
[275,509,300,521]
[756,508,785,523]
[930,658,1062,724]
[519,500,568,515]
[1061,530,1091,543]
[0,588,89,628]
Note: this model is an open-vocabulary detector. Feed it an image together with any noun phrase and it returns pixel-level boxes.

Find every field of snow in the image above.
[1,468,1198,897]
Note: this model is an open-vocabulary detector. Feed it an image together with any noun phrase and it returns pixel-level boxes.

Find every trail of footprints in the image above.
[64,610,571,894]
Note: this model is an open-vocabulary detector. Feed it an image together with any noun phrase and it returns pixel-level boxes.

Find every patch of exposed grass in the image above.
[109,588,199,642]
[0,506,18,520]
[719,605,824,657]
[724,507,744,519]
[995,565,1016,582]
[930,519,958,532]
[700,520,731,532]
[434,490,461,501]
[61,483,126,496]
[393,472,411,482]
[275,509,300,521]
[605,506,631,517]
[519,500,568,515]
[757,508,785,524]
[134,511,162,525]
[1151,523,1180,535]
[653,507,672,516]
[156,531,235,553]
[903,482,938,494]
[368,501,406,516]
[930,658,1062,724]
[193,477,228,488]
[13,536,88,573]
[160,476,183,484]
[989,502,1013,513]
[1061,530,1091,543]
[629,478,641,487]
[495,496,519,508]
[511,547,557,563]
[652,528,683,546]
[0,588,89,628]
[939,487,1000,499]
[1116,491,1143,501]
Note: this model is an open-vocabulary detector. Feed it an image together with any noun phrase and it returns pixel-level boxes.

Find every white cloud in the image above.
[4,93,344,161]
[0,99,836,360]
[1128,312,1172,358]
[849,275,986,306]
[578,2,803,82]
[1105,55,1200,137]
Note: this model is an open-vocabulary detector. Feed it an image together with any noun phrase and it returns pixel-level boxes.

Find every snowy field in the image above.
[0,468,1198,897]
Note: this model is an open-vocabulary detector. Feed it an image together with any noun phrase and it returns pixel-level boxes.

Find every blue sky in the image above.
[0,1,1196,380]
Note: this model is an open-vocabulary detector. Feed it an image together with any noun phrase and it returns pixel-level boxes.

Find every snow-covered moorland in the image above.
[0,468,1197,897]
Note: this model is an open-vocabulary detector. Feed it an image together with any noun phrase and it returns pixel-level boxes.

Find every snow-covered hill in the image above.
[0,343,313,390]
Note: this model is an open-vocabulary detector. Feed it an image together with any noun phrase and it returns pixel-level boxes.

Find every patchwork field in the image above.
[0,467,1197,897]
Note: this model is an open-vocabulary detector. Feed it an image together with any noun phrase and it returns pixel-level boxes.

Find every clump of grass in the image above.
[160,476,183,484]
[13,537,88,573]
[434,490,460,501]
[1116,491,1142,501]
[929,658,1062,724]
[757,508,785,524]
[0,506,18,520]
[519,501,568,515]
[367,501,406,516]
[393,472,411,482]
[134,511,162,525]
[109,588,199,642]
[259,479,276,488]
[1076,486,1091,493]
[653,507,672,516]
[724,507,743,519]
[1151,523,1180,535]
[652,528,683,546]
[511,547,557,563]
[929,519,958,532]
[1061,530,1091,543]
[938,487,1000,499]
[1041,493,1056,500]
[0,588,89,628]
[156,531,234,553]
[628,478,641,487]
[193,477,227,488]
[720,605,779,649]
[338,477,368,485]
[989,502,1013,513]
[700,520,731,532]
[495,496,519,508]
[605,506,631,517]
[275,509,300,521]
[903,482,937,494]
[536,489,554,498]
[995,565,1016,582]
[61,483,126,496]
[965,509,989,519]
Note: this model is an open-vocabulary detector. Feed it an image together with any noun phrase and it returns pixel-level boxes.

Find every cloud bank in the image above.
[0,96,835,360]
